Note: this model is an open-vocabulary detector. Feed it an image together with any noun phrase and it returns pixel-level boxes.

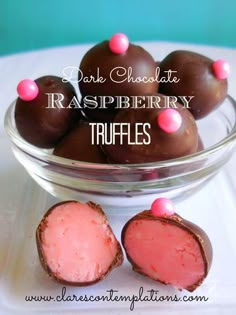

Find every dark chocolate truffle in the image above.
[102,94,199,163]
[79,40,158,122]
[36,201,123,286]
[53,123,107,163]
[122,202,212,291]
[158,50,228,119]
[15,75,82,148]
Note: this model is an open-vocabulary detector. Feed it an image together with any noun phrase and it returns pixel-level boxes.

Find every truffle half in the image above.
[36,201,123,285]
[122,208,212,291]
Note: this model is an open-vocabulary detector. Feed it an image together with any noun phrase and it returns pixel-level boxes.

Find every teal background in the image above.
[1,0,236,56]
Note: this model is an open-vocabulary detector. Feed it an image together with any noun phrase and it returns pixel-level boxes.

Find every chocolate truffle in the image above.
[79,37,158,122]
[36,201,123,286]
[102,94,199,163]
[53,123,107,163]
[122,198,212,291]
[158,50,228,119]
[15,75,82,148]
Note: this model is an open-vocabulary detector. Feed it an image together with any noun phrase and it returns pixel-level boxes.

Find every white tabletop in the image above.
[1,42,236,315]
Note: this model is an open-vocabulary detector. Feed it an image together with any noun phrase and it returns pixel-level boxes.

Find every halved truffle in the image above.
[122,208,212,291]
[36,201,123,285]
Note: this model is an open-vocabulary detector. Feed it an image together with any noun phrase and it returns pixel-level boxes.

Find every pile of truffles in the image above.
[15,33,230,164]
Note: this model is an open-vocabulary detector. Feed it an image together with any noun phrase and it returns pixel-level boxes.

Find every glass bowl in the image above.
[4,96,236,211]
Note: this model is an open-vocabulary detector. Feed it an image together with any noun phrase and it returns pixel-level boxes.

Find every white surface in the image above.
[0,42,236,314]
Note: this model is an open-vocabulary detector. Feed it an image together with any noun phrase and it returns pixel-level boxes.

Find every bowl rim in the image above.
[4,95,236,171]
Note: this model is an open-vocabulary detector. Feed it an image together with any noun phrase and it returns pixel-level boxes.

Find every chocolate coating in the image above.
[79,41,158,121]
[121,210,213,292]
[159,50,228,119]
[15,75,81,148]
[36,201,123,286]
[53,123,107,163]
[103,94,199,163]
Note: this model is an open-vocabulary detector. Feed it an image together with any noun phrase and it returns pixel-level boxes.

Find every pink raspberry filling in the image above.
[40,202,119,283]
[123,219,205,290]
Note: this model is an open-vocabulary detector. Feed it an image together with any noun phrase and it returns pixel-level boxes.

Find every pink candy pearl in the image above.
[17,79,39,101]
[157,108,182,134]
[109,33,129,54]
[212,59,230,79]
[151,198,175,217]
